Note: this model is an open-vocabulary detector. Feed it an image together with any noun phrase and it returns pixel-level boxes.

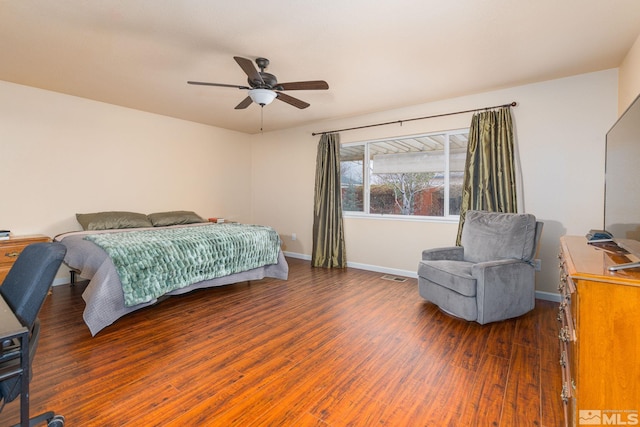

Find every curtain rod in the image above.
[311,101,517,136]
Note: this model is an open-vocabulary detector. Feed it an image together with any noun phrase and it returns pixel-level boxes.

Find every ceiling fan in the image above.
[188,56,329,110]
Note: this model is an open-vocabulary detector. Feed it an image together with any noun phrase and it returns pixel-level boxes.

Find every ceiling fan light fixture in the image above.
[249,88,277,106]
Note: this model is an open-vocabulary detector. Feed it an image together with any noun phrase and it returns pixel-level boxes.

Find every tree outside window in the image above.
[340,130,468,219]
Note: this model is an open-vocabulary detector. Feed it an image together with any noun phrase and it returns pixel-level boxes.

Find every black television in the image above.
[603,93,640,269]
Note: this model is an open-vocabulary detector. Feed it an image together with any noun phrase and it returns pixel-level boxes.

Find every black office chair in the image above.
[0,242,66,427]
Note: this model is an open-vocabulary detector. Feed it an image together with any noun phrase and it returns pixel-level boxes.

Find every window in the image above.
[340,129,468,219]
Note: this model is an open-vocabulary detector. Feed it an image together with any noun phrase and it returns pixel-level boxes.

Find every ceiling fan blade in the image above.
[278,80,329,91]
[234,96,253,110]
[276,92,310,109]
[234,56,264,86]
[187,81,250,90]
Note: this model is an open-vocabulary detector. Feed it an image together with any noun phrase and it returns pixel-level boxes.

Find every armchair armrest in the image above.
[471,259,535,324]
[422,246,464,261]
[471,258,523,271]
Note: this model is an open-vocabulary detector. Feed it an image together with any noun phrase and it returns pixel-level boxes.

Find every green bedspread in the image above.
[84,223,281,307]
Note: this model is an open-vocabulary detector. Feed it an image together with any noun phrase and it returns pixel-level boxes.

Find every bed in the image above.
[54,217,288,336]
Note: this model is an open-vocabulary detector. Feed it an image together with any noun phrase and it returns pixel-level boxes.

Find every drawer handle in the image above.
[4,251,20,258]
[561,384,570,402]
[559,327,571,343]
[557,303,565,322]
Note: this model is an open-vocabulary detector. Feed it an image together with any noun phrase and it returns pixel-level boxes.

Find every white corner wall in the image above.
[250,69,618,296]
[619,33,640,113]
[0,81,252,238]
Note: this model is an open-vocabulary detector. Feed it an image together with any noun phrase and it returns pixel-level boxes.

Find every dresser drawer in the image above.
[558,258,576,341]
[558,251,577,427]
[0,235,51,283]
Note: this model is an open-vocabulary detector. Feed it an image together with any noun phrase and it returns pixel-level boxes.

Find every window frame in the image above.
[340,128,469,223]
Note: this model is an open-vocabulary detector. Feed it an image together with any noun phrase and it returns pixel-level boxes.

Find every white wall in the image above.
[619,33,640,114]
[1,81,253,281]
[251,69,619,296]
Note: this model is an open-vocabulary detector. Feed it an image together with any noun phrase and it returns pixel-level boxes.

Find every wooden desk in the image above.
[558,236,640,426]
[0,294,30,427]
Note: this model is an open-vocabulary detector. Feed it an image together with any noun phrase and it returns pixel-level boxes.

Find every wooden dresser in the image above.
[0,234,51,284]
[558,236,640,427]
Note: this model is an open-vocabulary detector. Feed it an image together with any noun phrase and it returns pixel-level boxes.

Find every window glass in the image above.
[340,144,365,212]
[340,130,468,219]
[448,132,468,216]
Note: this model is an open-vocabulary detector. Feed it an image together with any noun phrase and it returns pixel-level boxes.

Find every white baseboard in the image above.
[283,251,561,302]
[52,277,69,287]
[282,251,311,261]
[283,251,416,278]
[345,261,417,278]
[534,290,561,302]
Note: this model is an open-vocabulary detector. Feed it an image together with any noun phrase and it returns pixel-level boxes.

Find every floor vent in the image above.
[380,274,407,283]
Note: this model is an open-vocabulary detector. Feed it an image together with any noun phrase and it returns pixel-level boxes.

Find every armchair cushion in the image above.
[461,210,537,263]
[418,260,476,297]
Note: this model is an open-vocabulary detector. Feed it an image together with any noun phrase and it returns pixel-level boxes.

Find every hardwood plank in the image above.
[450,322,490,372]
[457,353,510,426]
[0,257,563,426]
[415,363,478,426]
[513,309,540,349]
[485,319,516,359]
[502,344,542,426]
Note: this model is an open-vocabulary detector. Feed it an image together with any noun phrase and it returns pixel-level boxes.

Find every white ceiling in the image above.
[2,1,640,134]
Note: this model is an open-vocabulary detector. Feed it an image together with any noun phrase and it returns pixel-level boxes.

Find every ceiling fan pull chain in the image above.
[260,106,264,132]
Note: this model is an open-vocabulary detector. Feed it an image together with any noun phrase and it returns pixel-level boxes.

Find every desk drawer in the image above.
[0,243,30,266]
[0,235,50,284]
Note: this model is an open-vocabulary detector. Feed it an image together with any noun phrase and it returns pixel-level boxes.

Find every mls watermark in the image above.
[579,409,639,425]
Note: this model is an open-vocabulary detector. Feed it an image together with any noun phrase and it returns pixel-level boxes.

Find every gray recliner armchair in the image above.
[417,210,543,324]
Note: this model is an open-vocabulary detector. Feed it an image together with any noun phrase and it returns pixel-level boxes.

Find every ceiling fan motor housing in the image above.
[249,72,278,89]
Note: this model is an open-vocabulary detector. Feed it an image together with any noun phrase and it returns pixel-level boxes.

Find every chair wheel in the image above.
[48,414,65,427]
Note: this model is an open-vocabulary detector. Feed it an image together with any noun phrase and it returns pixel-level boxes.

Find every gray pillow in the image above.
[148,211,206,227]
[76,211,152,231]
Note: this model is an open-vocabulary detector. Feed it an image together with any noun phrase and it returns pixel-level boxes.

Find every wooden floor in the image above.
[0,257,563,427]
